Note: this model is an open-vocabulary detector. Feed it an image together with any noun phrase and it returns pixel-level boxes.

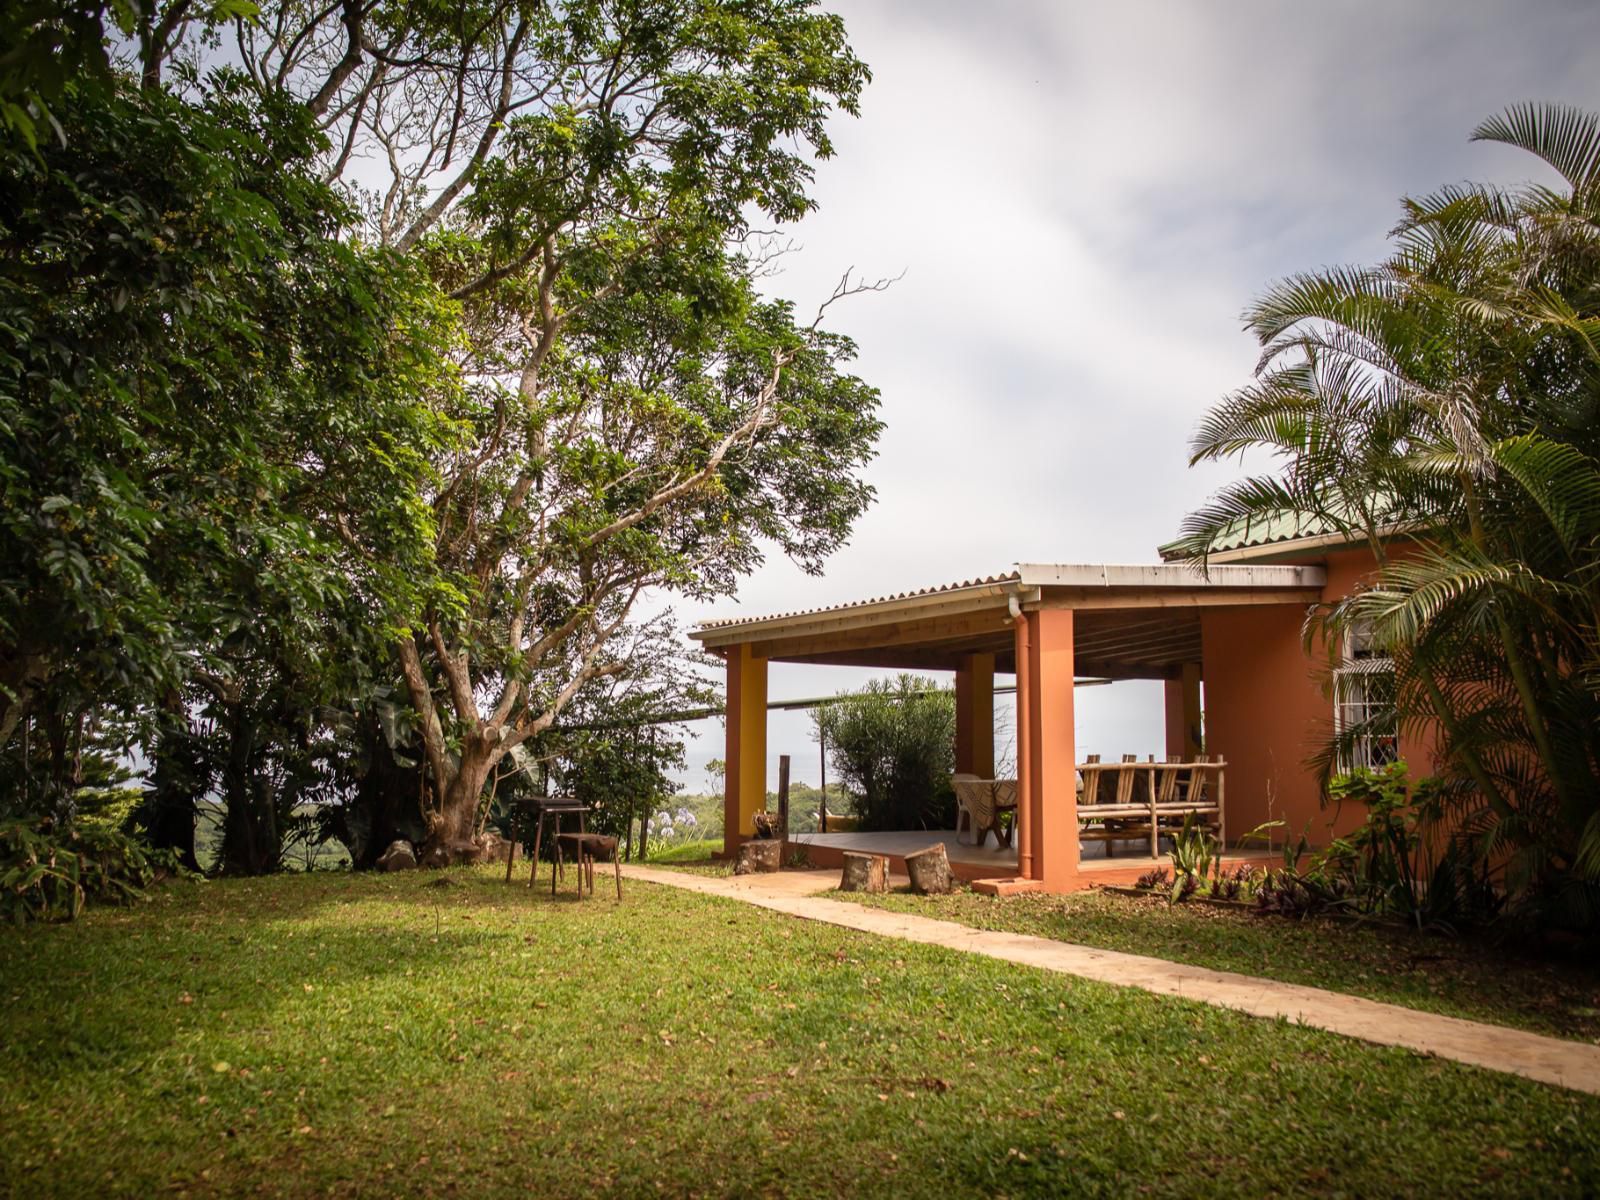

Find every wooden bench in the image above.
[1076,757,1226,857]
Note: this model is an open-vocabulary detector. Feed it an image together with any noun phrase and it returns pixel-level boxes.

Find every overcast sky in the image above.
[668,0,1600,793]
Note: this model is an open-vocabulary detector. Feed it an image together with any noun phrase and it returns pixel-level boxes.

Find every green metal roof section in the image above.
[1156,509,1354,561]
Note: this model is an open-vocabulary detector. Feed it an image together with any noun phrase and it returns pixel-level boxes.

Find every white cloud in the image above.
[670,0,1600,790]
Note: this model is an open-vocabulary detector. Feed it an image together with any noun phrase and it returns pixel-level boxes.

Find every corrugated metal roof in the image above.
[1156,510,1350,560]
[693,571,1021,631]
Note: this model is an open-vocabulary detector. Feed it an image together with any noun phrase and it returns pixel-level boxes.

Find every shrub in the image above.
[1,820,191,924]
[1250,762,1499,930]
[812,675,956,832]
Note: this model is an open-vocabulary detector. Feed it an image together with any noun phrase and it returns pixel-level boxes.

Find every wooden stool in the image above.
[555,832,622,901]
[502,796,588,887]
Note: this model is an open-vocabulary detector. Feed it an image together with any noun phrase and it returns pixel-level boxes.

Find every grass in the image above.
[644,838,733,875]
[835,885,1600,1042]
[3,869,1598,1198]
[644,837,726,865]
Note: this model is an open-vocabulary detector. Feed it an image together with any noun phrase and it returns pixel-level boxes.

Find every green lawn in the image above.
[644,840,738,875]
[644,837,726,865]
[3,869,1597,1198]
[835,886,1600,1042]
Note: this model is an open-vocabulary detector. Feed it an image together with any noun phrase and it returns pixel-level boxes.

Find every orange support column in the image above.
[954,653,995,778]
[1163,662,1202,759]
[1024,609,1078,891]
[723,643,767,854]
[1163,679,1186,760]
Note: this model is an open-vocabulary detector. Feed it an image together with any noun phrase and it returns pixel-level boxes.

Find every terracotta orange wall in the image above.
[1200,546,1439,847]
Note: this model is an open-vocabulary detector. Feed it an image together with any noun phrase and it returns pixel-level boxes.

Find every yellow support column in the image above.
[723,643,768,852]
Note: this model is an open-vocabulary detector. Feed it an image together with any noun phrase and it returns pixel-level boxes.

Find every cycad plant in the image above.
[1176,105,1600,929]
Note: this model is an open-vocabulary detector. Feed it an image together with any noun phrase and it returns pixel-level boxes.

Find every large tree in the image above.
[225,0,883,856]
[4,0,882,866]
[1177,104,1600,926]
[0,67,459,816]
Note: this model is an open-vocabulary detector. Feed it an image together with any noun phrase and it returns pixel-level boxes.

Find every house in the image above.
[689,520,1424,893]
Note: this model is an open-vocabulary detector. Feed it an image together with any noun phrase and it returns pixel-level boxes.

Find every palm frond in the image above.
[1473,103,1600,199]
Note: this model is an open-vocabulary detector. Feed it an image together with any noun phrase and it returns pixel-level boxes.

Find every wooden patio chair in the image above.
[1076,754,1108,844]
[1102,753,1142,856]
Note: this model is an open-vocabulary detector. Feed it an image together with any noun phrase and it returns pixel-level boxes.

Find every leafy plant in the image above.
[1135,866,1170,890]
[1167,812,1217,902]
[1,819,192,924]
[1211,863,1260,902]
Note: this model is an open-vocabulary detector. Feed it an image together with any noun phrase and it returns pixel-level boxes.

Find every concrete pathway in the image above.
[622,864,1600,1096]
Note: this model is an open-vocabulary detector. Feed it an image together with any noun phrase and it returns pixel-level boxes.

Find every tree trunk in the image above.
[145,722,202,872]
[421,749,495,865]
[220,705,276,875]
[335,718,429,870]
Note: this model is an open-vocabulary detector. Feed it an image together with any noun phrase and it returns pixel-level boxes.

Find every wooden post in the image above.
[818,727,828,834]
[1148,757,1158,859]
[777,754,791,842]
[1217,764,1226,849]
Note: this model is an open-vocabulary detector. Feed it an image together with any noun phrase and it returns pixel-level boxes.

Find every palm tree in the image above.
[1177,104,1600,927]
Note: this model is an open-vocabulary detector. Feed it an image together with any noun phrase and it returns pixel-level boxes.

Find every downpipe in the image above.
[1009,592,1034,880]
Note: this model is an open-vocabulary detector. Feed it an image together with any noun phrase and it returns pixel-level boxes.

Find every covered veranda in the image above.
[692,562,1327,893]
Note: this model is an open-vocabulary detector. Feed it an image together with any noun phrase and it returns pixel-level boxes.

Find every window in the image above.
[1333,621,1398,771]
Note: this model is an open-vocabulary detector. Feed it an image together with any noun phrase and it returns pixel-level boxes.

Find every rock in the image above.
[839,851,889,893]
[474,832,511,864]
[905,843,954,895]
[377,840,416,872]
[733,839,782,875]
[416,841,452,869]
[444,839,485,865]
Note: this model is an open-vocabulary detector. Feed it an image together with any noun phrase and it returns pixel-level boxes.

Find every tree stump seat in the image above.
[839,851,889,893]
[733,838,782,875]
[905,843,954,895]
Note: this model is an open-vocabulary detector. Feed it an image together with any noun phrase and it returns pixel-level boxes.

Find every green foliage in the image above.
[1253,762,1498,930]
[1163,817,1277,903]
[1166,812,1216,901]
[1,0,879,872]
[1179,103,1600,929]
[811,675,955,832]
[0,818,191,923]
